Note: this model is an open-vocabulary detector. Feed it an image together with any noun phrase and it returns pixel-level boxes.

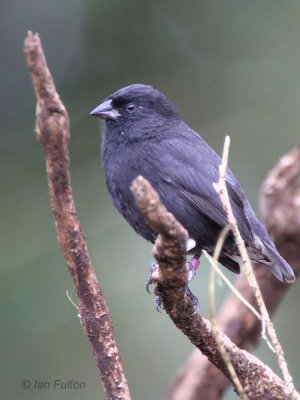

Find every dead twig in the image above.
[24,31,131,400]
[207,227,248,400]
[214,136,296,396]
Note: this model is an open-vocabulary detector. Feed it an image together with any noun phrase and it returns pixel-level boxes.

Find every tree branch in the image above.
[167,144,300,400]
[24,31,131,400]
[131,176,292,399]
[215,136,295,393]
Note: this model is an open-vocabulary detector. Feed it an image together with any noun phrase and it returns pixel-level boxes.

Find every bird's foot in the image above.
[186,257,200,282]
[185,285,200,315]
[146,260,199,313]
[145,258,199,292]
[155,294,162,313]
[186,257,200,314]
[146,262,163,311]
[146,261,159,294]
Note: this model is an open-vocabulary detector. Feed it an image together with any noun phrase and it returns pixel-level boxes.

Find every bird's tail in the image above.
[262,241,295,283]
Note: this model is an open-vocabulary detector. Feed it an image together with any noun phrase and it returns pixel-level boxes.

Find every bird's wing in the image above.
[140,133,254,241]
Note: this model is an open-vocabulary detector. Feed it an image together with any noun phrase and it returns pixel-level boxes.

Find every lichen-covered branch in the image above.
[131,176,292,399]
[168,144,300,400]
[24,31,131,400]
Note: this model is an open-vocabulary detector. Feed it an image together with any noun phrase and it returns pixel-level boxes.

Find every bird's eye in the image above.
[126,103,136,113]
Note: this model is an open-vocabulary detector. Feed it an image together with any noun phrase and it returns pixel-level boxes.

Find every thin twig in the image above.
[208,228,247,399]
[204,252,261,321]
[205,248,275,352]
[214,135,297,397]
[24,31,131,400]
[66,290,80,312]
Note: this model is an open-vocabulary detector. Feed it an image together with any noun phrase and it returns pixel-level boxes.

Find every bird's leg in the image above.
[186,237,201,282]
[187,256,200,281]
[146,261,199,313]
[146,257,200,289]
[146,261,158,294]
[146,246,200,313]
[186,241,201,313]
[146,262,164,311]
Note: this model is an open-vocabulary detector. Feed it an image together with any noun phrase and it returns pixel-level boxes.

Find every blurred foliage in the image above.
[1,1,300,399]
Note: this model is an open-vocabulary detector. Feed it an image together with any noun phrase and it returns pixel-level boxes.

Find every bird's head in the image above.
[90,84,181,139]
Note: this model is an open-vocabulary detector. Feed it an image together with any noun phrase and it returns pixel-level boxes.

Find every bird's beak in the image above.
[90,99,121,120]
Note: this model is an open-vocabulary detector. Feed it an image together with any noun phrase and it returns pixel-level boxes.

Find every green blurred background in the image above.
[1,1,300,399]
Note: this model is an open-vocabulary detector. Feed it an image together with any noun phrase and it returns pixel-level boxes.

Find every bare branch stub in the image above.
[24,32,131,400]
[168,145,300,400]
[132,175,188,291]
[131,176,291,399]
[260,144,300,276]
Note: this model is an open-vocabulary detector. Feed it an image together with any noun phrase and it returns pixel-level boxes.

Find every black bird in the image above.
[90,84,295,283]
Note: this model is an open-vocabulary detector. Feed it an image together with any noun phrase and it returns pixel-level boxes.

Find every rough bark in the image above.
[24,31,131,400]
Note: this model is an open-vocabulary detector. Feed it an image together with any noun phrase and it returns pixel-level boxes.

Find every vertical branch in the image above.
[24,32,131,400]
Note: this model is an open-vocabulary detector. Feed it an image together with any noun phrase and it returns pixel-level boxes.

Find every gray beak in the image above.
[90,99,121,120]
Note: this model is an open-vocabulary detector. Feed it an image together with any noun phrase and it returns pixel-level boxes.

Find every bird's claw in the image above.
[185,286,200,315]
[146,261,158,294]
[146,260,199,314]
[186,258,200,313]
[155,296,162,312]
[146,262,163,311]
